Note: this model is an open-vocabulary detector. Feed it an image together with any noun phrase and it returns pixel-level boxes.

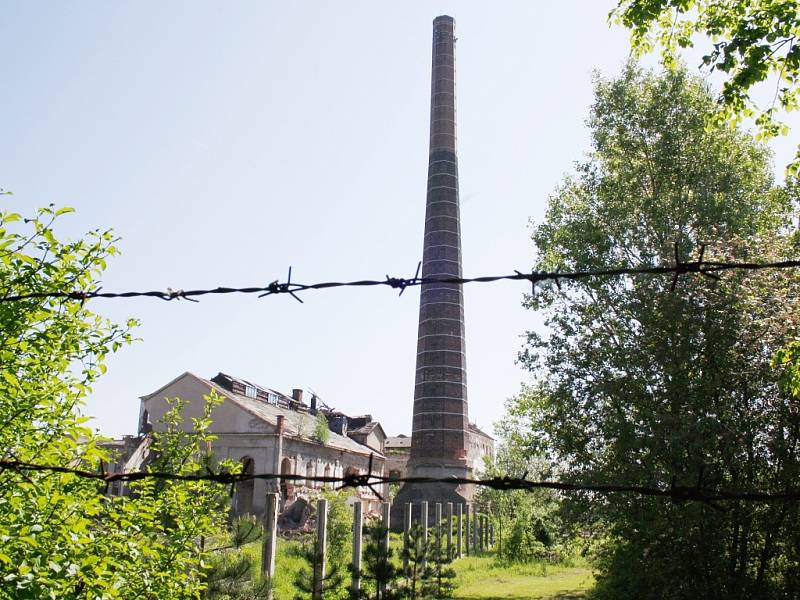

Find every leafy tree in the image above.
[0,205,236,598]
[774,339,800,399]
[474,441,563,563]
[516,65,800,599]
[324,491,354,596]
[612,0,800,173]
[118,393,240,597]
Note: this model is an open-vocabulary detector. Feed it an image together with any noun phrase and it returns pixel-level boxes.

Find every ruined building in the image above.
[107,371,387,517]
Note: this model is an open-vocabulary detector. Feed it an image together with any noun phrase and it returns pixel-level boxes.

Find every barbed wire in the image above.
[1,253,798,305]
[2,458,798,509]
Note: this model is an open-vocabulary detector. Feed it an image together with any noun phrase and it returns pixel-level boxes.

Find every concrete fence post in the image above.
[379,502,391,597]
[477,509,482,554]
[261,492,278,599]
[435,503,442,559]
[472,505,479,554]
[421,501,429,570]
[456,503,463,558]
[464,504,470,556]
[403,502,412,575]
[351,502,363,596]
[421,501,429,542]
[312,498,328,600]
[446,502,453,560]
[484,516,489,549]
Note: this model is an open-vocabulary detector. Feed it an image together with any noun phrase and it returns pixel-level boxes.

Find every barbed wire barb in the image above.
[386,261,422,296]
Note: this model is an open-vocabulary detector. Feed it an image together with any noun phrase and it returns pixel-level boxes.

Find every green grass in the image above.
[452,555,594,599]
[240,537,308,599]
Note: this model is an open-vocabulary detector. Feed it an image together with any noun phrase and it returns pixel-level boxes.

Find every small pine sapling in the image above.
[352,524,401,600]
[292,535,345,600]
[427,531,456,599]
[398,524,434,600]
[203,516,272,599]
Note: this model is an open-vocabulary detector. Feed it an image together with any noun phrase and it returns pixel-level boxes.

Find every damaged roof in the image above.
[142,372,383,458]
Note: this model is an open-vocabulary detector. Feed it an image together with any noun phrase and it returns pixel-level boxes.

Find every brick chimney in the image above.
[392,15,471,527]
[409,14,469,478]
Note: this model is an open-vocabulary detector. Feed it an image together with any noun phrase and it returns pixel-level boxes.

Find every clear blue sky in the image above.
[2,2,797,438]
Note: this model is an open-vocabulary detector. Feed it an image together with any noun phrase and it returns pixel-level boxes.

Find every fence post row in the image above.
[351,502,363,596]
[313,498,328,600]
[347,499,487,598]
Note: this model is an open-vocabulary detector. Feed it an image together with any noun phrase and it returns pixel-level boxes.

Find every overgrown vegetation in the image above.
[315,411,331,445]
[475,446,567,564]
[0,206,238,598]
[508,64,800,599]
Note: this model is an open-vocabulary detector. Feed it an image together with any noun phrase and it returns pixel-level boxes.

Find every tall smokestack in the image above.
[393,15,470,525]
[411,14,469,476]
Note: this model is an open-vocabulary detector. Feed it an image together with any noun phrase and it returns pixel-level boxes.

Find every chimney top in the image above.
[291,388,303,403]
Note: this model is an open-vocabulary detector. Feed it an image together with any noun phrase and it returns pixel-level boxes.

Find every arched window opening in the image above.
[306,461,314,488]
[280,457,292,499]
[323,464,332,489]
[234,456,255,516]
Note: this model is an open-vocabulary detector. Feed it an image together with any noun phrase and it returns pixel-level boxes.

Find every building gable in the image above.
[140,372,274,435]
